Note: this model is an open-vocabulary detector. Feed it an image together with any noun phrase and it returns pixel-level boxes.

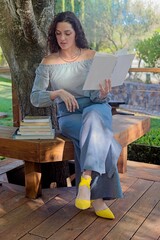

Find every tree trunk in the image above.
[0,0,69,187]
[0,0,55,119]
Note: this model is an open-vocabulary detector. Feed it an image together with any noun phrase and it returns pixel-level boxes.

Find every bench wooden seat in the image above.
[0,114,150,199]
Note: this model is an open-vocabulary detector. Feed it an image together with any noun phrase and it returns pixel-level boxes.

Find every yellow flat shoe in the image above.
[95,208,115,219]
[75,176,91,210]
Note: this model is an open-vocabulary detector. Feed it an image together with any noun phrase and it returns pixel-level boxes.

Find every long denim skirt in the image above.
[57,97,123,200]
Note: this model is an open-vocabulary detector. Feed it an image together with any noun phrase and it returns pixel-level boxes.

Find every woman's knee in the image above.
[83,104,104,119]
[58,115,82,138]
[82,104,112,126]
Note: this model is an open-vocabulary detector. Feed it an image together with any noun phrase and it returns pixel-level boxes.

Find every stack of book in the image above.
[13,116,55,139]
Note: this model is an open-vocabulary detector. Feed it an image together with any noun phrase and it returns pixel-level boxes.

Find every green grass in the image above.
[0,77,13,126]
[0,77,13,160]
[134,117,160,146]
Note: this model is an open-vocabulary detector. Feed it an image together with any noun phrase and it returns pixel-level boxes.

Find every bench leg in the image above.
[117,146,127,173]
[24,161,42,199]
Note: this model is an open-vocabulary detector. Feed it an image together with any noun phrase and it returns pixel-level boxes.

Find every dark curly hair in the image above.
[47,11,89,53]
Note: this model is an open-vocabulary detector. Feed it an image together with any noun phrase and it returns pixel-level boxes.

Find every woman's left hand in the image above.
[99,79,111,99]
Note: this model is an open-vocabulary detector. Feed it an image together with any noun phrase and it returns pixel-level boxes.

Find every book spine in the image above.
[20,122,51,126]
[14,135,55,140]
[19,126,52,132]
[17,131,53,135]
[23,116,51,123]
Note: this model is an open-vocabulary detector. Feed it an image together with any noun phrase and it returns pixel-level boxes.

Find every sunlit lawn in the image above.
[0,77,13,159]
[0,77,13,126]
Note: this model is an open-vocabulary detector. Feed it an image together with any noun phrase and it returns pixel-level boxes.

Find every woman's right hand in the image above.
[51,89,79,112]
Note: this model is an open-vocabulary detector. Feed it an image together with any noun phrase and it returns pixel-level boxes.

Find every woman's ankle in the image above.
[82,170,92,179]
[92,199,108,211]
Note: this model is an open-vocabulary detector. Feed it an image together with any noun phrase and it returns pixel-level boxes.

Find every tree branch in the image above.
[16,0,41,43]
[31,0,51,21]
[0,1,18,35]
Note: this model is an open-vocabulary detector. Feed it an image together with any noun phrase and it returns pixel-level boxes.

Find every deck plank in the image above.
[0,187,76,240]
[131,201,160,240]
[0,184,19,204]
[29,198,80,238]
[0,196,46,233]
[126,160,160,182]
[0,158,24,175]
[0,160,160,240]
[18,234,46,240]
[103,182,160,240]
[0,192,28,217]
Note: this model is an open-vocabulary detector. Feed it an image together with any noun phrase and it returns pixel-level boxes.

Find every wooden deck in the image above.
[0,160,160,240]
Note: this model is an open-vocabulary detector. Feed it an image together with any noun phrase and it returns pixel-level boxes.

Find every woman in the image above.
[30,11,123,219]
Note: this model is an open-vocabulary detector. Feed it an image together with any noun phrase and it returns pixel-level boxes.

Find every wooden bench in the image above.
[0,114,150,199]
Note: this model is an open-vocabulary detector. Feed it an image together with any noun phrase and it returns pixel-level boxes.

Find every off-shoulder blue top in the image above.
[30,59,108,107]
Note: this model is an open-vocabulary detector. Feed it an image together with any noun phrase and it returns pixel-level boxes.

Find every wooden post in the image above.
[24,162,42,199]
[117,146,127,173]
[12,81,21,127]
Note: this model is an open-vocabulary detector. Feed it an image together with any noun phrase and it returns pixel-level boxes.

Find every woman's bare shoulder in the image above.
[82,48,96,60]
[41,53,59,65]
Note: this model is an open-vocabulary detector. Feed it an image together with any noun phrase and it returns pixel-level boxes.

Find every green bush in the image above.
[128,144,160,165]
[128,117,160,165]
[136,31,160,67]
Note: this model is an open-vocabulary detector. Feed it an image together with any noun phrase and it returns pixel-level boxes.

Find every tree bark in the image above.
[0,0,55,120]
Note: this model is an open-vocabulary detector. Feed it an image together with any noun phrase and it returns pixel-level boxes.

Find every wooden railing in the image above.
[0,67,10,73]
[129,68,160,73]
[1,67,160,74]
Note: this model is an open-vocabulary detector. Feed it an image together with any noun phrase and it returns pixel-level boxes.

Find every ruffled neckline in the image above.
[39,58,93,67]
